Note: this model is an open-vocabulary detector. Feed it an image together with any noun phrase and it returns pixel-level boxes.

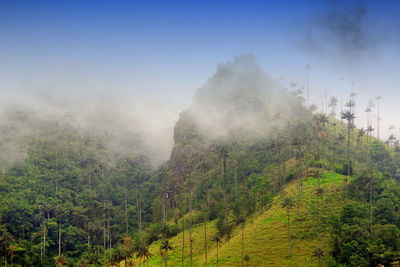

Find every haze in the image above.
[1,0,399,164]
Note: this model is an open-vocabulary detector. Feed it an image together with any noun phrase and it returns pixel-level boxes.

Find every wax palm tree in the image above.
[55,254,68,267]
[366,126,374,166]
[0,232,13,267]
[320,131,327,182]
[332,121,337,191]
[318,113,329,127]
[217,144,229,242]
[316,187,324,209]
[313,247,325,267]
[388,134,396,150]
[357,128,365,145]
[282,197,295,256]
[135,239,152,267]
[8,244,16,266]
[375,95,381,139]
[232,202,246,267]
[367,170,375,234]
[160,239,173,267]
[213,236,222,267]
[341,110,356,183]
[122,235,133,266]
[329,96,338,118]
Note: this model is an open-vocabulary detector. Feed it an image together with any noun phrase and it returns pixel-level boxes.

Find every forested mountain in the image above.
[2,55,400,266]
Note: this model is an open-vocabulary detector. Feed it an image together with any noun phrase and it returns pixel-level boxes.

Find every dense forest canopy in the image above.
[1,56,400,266]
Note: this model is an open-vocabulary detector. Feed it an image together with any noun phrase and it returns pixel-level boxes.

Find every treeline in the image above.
[0,117,163,266]
[2,70,400,266]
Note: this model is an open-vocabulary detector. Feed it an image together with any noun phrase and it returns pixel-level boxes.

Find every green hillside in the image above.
[144,171,349,267]
[2,56,400,267]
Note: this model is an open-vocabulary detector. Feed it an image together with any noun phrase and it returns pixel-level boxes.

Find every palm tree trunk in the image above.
[222,158,228,242]
[108,207,111,261]
[103,198,106,256]
[194,175,197,218]
[333,125,337,192]
[43,219,46,260]
[58,220,61,256]
[235,163,238,202]
[322,140,325,182]
[182,207,185,267]
[136,179,142,236]
[287,208,291,256]
[370,178,373,234]
[241,222,244,267]
[125,188,128,235]
[189,190,193,267]
[347,123,351,183]
[216,243,219,267]
[204,209,207,264]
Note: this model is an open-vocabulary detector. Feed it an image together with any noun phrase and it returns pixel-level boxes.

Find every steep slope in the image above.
[145,171,349,266]
[170,54,309,179]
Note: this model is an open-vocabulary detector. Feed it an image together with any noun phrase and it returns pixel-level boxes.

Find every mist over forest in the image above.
[1,1,400,267]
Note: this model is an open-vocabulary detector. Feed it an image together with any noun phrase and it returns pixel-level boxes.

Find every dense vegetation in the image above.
[1,56,400,266]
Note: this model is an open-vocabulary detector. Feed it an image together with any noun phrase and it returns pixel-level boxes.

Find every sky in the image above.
[1,0,400,142]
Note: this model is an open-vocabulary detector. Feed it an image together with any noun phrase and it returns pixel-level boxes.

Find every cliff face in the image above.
[169,55,306,179]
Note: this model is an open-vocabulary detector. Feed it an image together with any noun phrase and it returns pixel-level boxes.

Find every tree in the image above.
[217,144,229,242]
[54,254,68,267]
[232,201,246,267]
[329,96,338,118]
[316,187,324,209]
[357,128,365,145]
[305,64,312,107]
[341,110,356,183]
[375,95,381,139]
[8,244,16,266]
[160,239,173,267]
[332,121,337,191]
[134,238,152,267]
[313,247,325,267]
[0,231,13,267]
[213,236,222,267]
[282,197,295,256]
[366,126,374,166]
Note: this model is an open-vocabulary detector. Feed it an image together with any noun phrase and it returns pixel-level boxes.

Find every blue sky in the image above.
[0,0,400,138]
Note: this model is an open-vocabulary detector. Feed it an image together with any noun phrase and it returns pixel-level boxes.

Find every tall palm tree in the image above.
[357,128,365,145]
[55,254,68,267]
[332,121,337,191]
[1,232,13,267]
[366,126,374,166]
[282,197,295,256]
[8,244,16,266]
[328,96,338,118]
[341,110,356,183]
[313,247,325,267]
[388,134,396,150]
[367,170,375,235]
[292,126,306,210]
[135,238,152,267]
[313,115,321,178]
[320,131,327,182]
[375,95,381,139]
[160,239,173,267]
[199,161,209,264]
[213,236,222,267]
[233,203,246,267]
[316,187,324,209]
[217,145,229,242]
[305,64,312,107]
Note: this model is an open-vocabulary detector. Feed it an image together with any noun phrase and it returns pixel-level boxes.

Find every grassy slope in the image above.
[128,171,349,266]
